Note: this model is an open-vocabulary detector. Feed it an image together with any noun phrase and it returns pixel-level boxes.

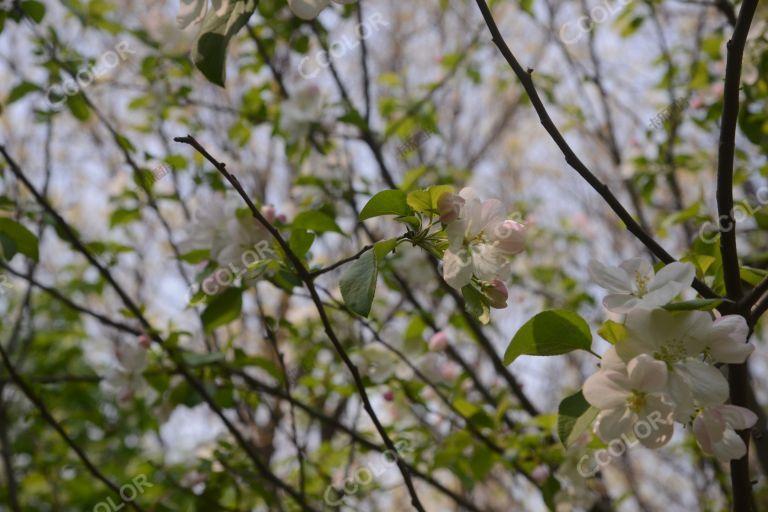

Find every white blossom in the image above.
[588,258,695,313]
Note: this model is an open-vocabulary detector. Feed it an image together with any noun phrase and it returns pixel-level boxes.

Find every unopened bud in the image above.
[486,279,509,309]
[383,389,395,402]
[429,331,449,351]
[439,361,460,381]
[262,205,277,223]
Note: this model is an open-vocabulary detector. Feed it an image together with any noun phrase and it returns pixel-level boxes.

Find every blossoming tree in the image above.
[1,0,768,511]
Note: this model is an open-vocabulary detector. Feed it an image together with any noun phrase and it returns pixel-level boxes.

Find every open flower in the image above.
[441,188,525,290]
[288,0,355,20]
[693,404,757,461]
[615,309,744,419]
[588,259,695,313]
[180,200,271,268]
[583,354,675,448]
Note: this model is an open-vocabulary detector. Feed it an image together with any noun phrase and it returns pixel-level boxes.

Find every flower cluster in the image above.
[583,259,757,461]
[437,188,525,305]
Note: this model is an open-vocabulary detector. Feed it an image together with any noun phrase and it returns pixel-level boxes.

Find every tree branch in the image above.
[472,0,718,300]
[713,0,759,509]
[174,135,427,512]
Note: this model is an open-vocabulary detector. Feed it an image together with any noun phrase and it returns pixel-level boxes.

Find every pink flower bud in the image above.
[690,96,704,109]
[437,192,464,224]
[276,214,288,223]
[137,334,151,349]
[439,361,460,381]
[262,205,277,223]
[383,389,395,402]
[486,280,509,309]
[531,465,550,484]
[429,331,449,351]
[492,220,525,255]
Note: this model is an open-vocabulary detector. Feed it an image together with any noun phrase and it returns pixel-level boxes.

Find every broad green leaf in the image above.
[192,0,257,87]
[201,287,243,334]
[373,239,399,261]
[504,310,592,364]
[289,229,315,257]
[0,217,39,261]
[597,320,626,344]
[557,390,598,447]
[339,249,377,317]
[359,190,412,220]
[406,185,455,213]
[662,298,724,312]
[292,211,343,234]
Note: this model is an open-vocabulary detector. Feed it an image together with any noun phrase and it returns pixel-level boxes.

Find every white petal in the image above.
[705,316,753,364]
[648,262,695,293]
[472,244,509,282]
[442,249,473,290]
[666,372,695,421]
[603,294,641,314]
[678,359,729,405]
[600,347,626,372]
[719,405,758,430]
[637,397,675,448]
[288,0,330,19]
[618,258,654,282]
[693,413,717,454]
[588,260,632,294]
[627,354,668,393]
[595,407,634,442]
[583,370,630,410]
[712,429,748,461]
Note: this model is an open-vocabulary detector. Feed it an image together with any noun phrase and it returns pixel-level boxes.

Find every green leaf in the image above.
[0,217,39,261]
[192,0,257,86]
[504,310,592,364]
[201,287,243,334]
[406,185,455,213]
[339,249,377,317]
[662,298,724,311]
[292,211,343,234]
[373,239,399,261]
[21,0,45,23]
[6,81,40,104]
[66,93,90,121]
[109,208,141,228]
[462,284,490,324]
[541,476,562,511]
[557,390,598,447]
[597,320,626,344]
[182,351,225,368]
[289,229,315,257]
[359,189,412,220]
